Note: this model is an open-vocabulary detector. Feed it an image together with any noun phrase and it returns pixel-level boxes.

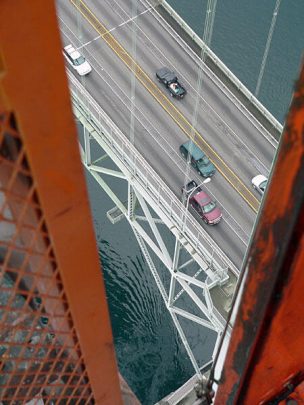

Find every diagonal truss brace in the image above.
[79,143,226,372]
[74,91,235,375]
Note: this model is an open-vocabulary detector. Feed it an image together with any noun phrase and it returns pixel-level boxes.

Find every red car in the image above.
[190,190,222,225]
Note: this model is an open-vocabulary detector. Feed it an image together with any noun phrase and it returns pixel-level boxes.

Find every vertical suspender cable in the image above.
[208,0,282,393]
[128,0,139,219]
[130,0,138,148]
[255,0,282,97]
[182,0,217,198]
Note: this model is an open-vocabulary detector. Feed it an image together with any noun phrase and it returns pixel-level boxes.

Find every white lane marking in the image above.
[58,14,251,248]
[106,6,154,33]
[77,6,153,50]
[141,0,279,145]
[103,0,274,176]
[78,35,101,50]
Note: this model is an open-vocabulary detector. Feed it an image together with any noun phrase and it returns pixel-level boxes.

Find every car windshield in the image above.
[74,56,86,66]
[197,156,210,167]
[202,201,216,213]
[260,180,267,191]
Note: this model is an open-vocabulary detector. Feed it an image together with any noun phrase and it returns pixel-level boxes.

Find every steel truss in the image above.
[69,72,236,376]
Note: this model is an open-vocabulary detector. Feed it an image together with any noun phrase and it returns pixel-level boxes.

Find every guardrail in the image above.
[158,0,283,136]
[68,72,239,277]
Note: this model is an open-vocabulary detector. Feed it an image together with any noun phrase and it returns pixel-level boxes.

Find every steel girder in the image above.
[70,72,236,375]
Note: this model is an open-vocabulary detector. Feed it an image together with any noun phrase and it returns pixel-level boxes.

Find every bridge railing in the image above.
[158,0,283,136]
[68,72,239,277]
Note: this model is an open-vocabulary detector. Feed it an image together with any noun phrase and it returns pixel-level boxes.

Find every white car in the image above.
[252,175,268,195]
[63,44,92,76]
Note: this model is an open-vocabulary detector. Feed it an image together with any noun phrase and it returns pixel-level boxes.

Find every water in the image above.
[167,0,304,123]
[86,2,303,404]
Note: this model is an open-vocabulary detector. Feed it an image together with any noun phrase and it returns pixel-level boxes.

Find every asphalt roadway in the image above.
[56,0,277,269]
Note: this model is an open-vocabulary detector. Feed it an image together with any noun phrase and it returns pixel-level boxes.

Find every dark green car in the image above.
[179,140,216,177]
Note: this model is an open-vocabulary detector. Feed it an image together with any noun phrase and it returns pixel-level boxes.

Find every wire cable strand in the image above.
[129,0,138,148]
[255,0,282,97]
[207,1,282,392]
[182,0,218,195]
[209,0,282,387]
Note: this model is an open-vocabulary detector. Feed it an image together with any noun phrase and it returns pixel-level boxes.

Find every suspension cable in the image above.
[182,0,217,203]
[255,0,282,97]
[207,1,282,391]
[129,0,138,148]
[192,0,280,393]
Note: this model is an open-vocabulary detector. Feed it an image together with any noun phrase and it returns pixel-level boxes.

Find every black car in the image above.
[156,67,186,99]
[181,180,201,196]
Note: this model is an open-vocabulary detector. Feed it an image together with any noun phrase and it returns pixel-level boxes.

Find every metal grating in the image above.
[0,111,93,404]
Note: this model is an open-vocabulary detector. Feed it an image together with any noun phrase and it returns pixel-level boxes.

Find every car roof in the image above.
[185,180,197,189]
[192,190,211,206]
[157,67,177,82]
[65,45,81,60]
[70,50,82,60]
[252,174,267,184]
[182,180,198,193]
[182,140,205,161]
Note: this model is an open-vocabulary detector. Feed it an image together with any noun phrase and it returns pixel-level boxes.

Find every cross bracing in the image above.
[69,72,236,376]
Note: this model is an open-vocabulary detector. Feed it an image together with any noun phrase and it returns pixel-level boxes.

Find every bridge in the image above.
[57,0,281,381]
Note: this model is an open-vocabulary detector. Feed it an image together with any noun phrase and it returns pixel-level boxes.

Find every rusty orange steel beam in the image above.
[0,1,122,404]
[214,64,304,404]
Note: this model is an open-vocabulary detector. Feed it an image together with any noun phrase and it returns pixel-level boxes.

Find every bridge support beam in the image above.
[71,72,237,376]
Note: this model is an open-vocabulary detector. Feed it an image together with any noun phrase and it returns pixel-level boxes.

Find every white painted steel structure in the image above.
[62,1,284,400]
[158,0,283,136]
[69,72,235,377]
